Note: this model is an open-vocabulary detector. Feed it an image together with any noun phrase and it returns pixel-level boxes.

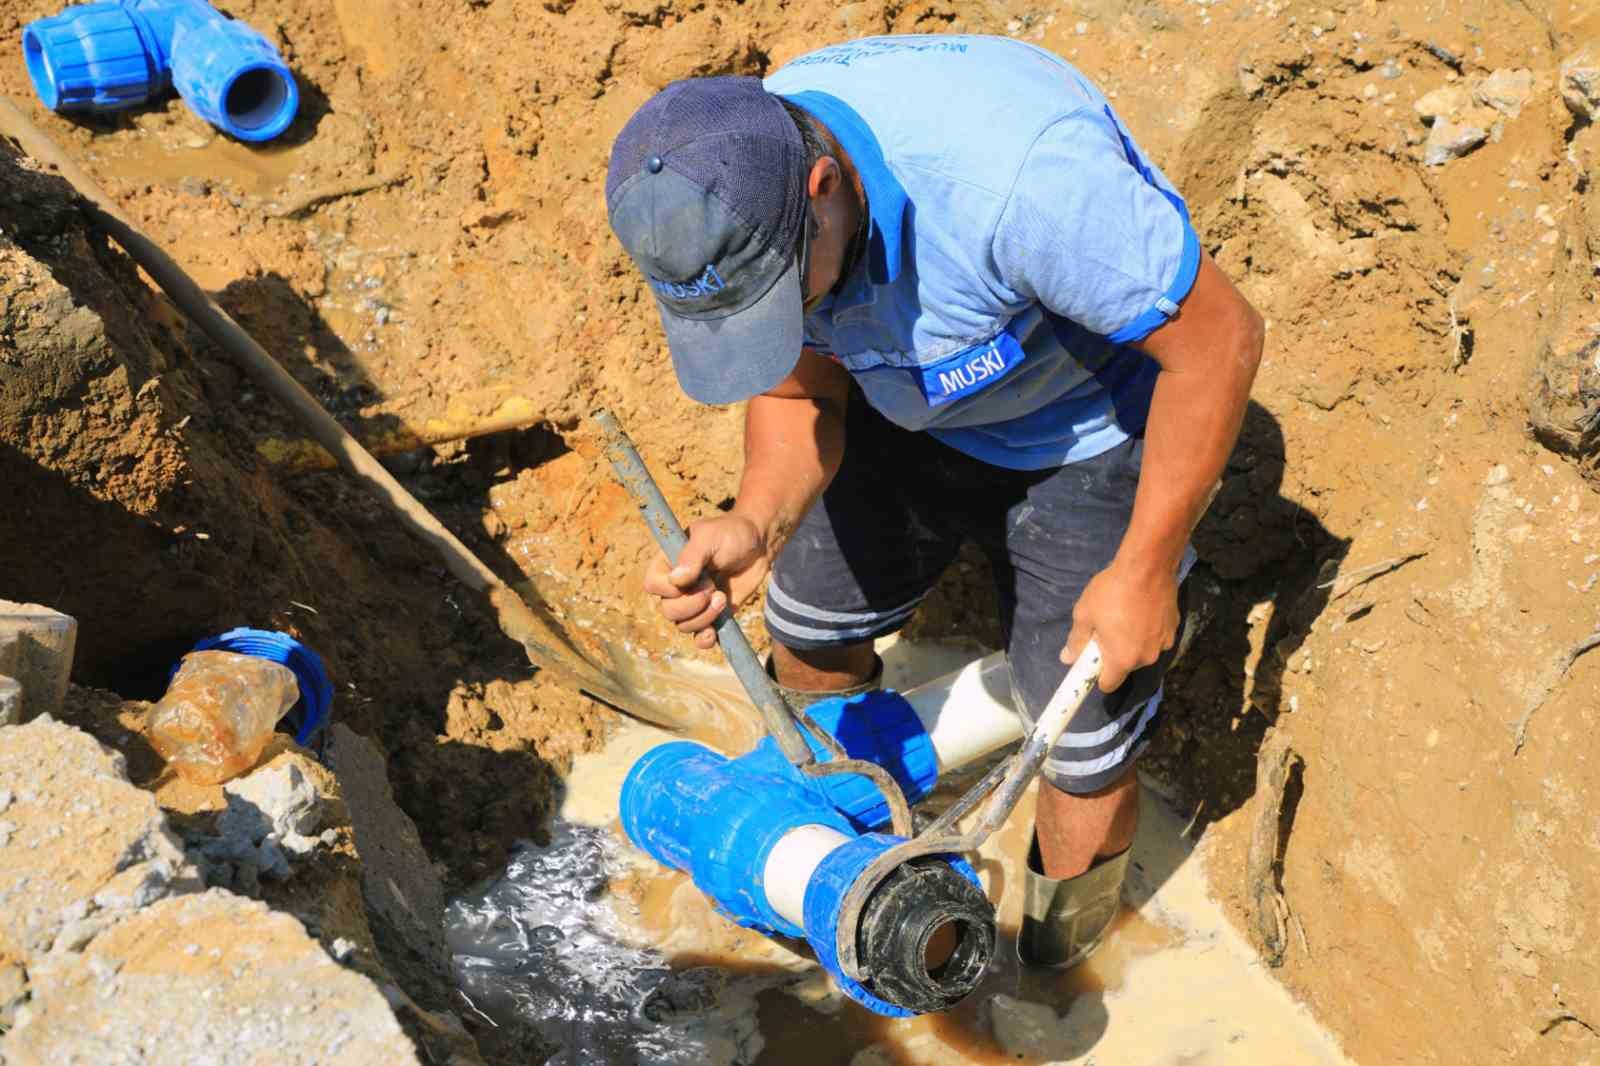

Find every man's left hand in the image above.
[1061,562,1180,692]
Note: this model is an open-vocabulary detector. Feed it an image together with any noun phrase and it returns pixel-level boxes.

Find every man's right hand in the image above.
[643,513,770,649]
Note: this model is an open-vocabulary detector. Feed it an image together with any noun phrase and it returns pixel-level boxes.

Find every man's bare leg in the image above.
[1034,767,1141,878]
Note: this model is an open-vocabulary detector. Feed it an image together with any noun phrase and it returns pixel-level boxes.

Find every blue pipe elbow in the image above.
[22,0,298,142]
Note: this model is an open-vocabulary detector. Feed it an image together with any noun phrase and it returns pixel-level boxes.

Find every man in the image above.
[605,34,1262,969]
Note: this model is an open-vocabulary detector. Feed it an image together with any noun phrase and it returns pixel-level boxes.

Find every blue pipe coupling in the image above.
[23,0,299,142]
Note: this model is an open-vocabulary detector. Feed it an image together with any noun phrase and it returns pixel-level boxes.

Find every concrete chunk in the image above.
[0,718,198,959]
[0,602,78,723]
[2,891,422,1066]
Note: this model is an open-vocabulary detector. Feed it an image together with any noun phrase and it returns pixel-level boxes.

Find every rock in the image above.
[191,757,325,884]
[1529,321,1600,457]
[988,993,1084,1060]
[1561,50,1600,123]
[0,602,78,723]
[1424,116,1490,165]
[1414,84,1472,123]
[327,724,449,974]
[1238,63,1265,97]
[1,890,422,1065]
[1475,68,1534,118]
[0,718,198,960]
[0,676,19,728]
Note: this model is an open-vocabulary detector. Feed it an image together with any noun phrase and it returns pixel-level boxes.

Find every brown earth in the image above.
[2,0,1599,1062]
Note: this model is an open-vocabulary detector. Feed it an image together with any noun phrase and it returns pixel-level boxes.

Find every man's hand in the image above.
[1062,562,1180,692]
[643,514,770,650]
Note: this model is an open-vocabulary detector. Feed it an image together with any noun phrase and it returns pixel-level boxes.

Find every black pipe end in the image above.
[857,858,996,1014]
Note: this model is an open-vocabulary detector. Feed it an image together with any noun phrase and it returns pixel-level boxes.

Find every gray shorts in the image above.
[765,393,1187,793]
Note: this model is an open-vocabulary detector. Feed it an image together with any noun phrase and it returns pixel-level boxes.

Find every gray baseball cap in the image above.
[606,77,808,405]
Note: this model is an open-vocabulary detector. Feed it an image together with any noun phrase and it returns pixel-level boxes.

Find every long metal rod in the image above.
[0,96,634,712]
[595,408,816,768]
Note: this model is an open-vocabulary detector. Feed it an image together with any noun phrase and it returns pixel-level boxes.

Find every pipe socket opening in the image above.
[223,66,292,133]
[856,859,996,1014]
[23,30,58,109]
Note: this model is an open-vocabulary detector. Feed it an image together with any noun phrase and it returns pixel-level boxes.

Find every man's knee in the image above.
[770,640,878,691]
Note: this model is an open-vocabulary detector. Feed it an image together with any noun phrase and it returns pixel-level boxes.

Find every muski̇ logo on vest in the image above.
[920,334,1026,407]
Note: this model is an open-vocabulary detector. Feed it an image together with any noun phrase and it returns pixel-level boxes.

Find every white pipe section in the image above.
[900,651,1026,772]
[763,823,854,927]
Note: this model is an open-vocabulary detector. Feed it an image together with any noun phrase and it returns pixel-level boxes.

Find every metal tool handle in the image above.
[595,409,816,768]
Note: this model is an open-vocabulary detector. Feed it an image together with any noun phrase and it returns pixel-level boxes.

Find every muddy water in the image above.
[450,639,1355,1065]
[86,131,307,196]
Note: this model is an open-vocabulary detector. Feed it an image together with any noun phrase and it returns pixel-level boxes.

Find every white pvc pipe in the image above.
[763,823,854,927]
[901,651,1026,771]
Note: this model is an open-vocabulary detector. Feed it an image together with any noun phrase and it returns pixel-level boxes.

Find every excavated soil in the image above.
[3,0,1600,1062]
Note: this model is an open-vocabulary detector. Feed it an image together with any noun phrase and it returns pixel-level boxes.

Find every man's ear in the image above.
[806,156,839,200]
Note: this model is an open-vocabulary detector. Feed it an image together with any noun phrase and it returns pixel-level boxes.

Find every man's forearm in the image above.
[1114,352,1255,578]
[734,392,846,561]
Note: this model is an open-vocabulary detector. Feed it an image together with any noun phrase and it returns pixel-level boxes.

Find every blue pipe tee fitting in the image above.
[737,690,940,830]
[23,0,299,142]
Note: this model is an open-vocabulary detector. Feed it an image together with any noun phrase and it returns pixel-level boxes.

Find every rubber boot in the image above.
[765,654,882,712]
[1018,837,1131,970]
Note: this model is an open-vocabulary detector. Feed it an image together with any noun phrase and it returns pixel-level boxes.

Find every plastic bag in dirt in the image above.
[447,822,766,1065]
[147,650,299,785]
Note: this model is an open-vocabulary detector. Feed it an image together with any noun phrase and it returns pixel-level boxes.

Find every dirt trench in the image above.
[2,0,1600,1062]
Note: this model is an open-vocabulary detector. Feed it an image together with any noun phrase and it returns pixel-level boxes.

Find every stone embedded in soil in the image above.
[987,993,1083,1060]
[1424,116,1490,165]
[2,890,421,1066]
[1562,50,1600,122]
[1414,84,1473,123]
[0,717,198,960]
[0,675,19,727]
[1474,68,1535,118]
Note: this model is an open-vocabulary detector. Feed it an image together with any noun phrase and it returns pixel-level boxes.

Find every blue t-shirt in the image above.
[764,36,1200,470]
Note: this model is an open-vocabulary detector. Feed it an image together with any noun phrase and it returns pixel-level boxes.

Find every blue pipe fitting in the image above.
[23,0,299,142]
[801,834,984,1017]
[184,627,334,744]
[737,690,939,830]
[620,741,856,938]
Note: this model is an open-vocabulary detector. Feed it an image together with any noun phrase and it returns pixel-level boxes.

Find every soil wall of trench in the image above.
[2,0,1600,1062]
